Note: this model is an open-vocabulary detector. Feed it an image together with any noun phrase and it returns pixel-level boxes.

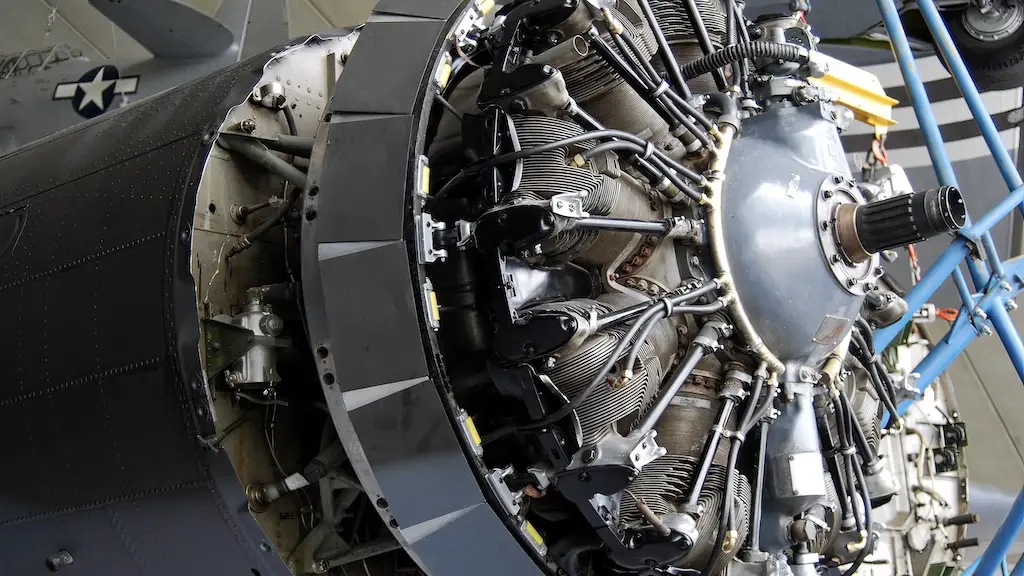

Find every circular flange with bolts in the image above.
[815,174,882,297]
[962,0,1024,42]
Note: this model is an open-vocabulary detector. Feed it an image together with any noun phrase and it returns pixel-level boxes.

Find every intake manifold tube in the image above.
[703,105,785,374]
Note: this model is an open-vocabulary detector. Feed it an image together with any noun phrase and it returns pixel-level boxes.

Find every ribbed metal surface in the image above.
[649,0,728,46]
[512,116,601,199]
[511,116,606,261]
[540,299,666,445]
[561,0,657,102]
[621,455,751,570]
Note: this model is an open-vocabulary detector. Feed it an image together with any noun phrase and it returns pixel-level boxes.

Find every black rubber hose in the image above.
[849,336,901,423]
[680,41,810,81]
[663,88,714,131]
[843,461,874,576]
[836,393,865,535]
[582,141,705,187]
[725,0,740,83]
[706,374,759,576]
[840,389,879,465]
[483,303,670,443]
[635,0,692,98]
[282,105,297,137]
[587,28,687,137]
[711,440,741,571]
[680,0,728,90]
[704,91,740,130]
[685,398,736,508]
[566,107,706,201]
[607,32,714,149]
[431,128,654,201]
[596,281,720,329]
[647,156,706,202]
[855,317,876,354]
[617,30,666,92]
[733,3,751,94]
[742,381,778,434]
[849,330,898,409]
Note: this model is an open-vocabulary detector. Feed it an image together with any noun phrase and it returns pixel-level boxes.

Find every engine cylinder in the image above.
[542,294,678,445]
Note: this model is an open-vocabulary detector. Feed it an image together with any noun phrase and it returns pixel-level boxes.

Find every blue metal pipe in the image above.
[965,557,982,576]
[875,0,994,290]
[984,234,1008,280]
[917,0,1024,199]
[897,312,977,416]
[1010,552,1024,576]
[990,299,1024,384]
[975,486,1024,576]
[875,238,972,350]
[1004,558,1011,576]
[953,264,976,308]
[874,0,957,187]
[973,185,1024,237]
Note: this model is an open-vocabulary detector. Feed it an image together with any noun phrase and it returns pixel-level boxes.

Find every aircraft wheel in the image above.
[941,0,1024,90]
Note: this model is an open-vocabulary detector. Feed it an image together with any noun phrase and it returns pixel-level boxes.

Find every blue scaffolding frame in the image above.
[872,0,1024,573]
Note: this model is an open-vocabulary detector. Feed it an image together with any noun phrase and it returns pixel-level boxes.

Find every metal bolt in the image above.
[583,448,597,463]
[866,282,879,292]
[975,309,989,320]
[1008,299,1019,311]
[311,559,329,574]
[822,190,833,199]
[982,325,994,336]
[847,278,857,288]
[1001,281,1013,292]
[821,221,829,231]
[793,489,800,495]
[690,256,701,266]
[45,550,74,572]
[579,471,591,482]
[240,118,257,133]
[830,254,841,264]
[789,455,796,461]
[876,267,885,276]
[832,175,843,185]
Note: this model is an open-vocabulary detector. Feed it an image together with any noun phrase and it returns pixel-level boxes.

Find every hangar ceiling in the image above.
[0,0,378,63]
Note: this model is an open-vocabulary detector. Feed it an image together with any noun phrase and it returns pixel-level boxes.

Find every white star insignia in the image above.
[77,67,116,112]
